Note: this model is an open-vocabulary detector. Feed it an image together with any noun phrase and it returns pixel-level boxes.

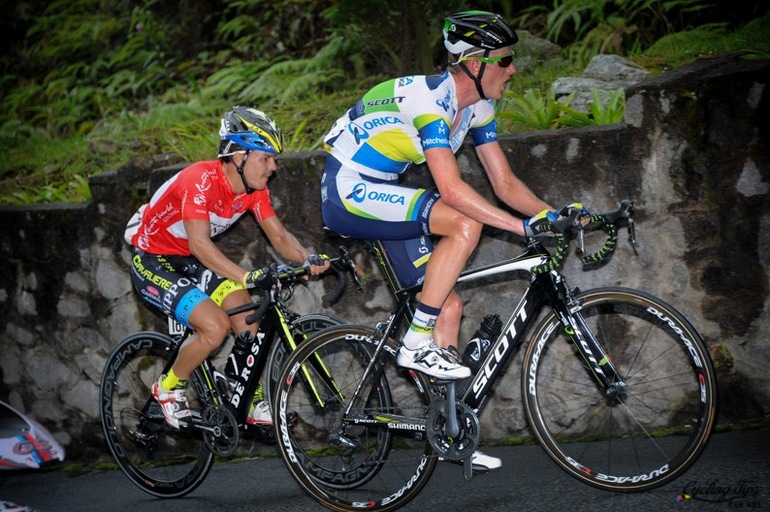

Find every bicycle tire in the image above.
[99,332,214,497]
[274,325,438,512]
[263,313,343,406]
[522,287,717,492]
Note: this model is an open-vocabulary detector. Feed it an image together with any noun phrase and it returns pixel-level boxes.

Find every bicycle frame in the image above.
[274,202,717,509]
[162,294,294,428]
[162,250,355,431]
[340,238,622,427]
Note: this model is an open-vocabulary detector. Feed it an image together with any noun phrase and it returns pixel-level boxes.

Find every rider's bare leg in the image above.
[433,291,463,350]
[410,200,481,351]
[171,299,231,379]
[420,202,482,308]
[222,288,258,336]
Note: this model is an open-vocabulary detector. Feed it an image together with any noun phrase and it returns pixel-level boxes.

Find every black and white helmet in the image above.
[443,11,518,55]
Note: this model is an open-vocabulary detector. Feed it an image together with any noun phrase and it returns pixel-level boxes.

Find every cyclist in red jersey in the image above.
[126,107,330,429]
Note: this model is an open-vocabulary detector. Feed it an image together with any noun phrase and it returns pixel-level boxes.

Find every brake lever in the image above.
[627,218,640,254]
[269,263,282,292]
[336,246,364,291]
[576,226,585,255]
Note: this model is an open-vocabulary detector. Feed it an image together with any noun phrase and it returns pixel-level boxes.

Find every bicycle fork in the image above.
[552,278,627,397]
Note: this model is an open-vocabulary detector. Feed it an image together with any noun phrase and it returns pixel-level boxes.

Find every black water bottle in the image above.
[462,314,502,373]
[225,331,255,381]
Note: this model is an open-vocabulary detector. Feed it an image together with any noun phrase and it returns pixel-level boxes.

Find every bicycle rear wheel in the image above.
[99,332,213,497]
[274,325,437,512]
[522,287,717,492]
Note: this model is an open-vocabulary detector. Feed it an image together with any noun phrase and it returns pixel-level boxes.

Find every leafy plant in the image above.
[589,87,626,124]
[513,0,718,64]
[499,88,573,130]
[559,88,626,126]
[501,87,625,130]
[237,37,351,106]
[640,12,770,68]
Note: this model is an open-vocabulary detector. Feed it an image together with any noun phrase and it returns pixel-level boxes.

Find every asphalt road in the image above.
[1,430,768,512]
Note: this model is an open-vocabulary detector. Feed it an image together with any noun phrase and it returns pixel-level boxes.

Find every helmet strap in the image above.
[458,49,489,100]
[236,151,255,194]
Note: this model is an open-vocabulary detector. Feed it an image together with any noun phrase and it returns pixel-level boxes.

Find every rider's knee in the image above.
[451,215,482,246]
[194,311,231,350]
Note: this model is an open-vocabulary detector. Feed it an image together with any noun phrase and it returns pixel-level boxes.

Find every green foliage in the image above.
[0,0,768,204]
[640,12,770,68]
[588,87,625,124]
[559,88,626,126]
[236,36,353,106]
[331,0,467,76]
[513,0,719,66]
[500,89,571,130]
[271,87,370,151]
[203,61,273,101]
[217,0,335,59]
[499,87,625,130]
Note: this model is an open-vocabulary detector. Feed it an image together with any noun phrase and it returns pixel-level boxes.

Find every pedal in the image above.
[243,423,276,445]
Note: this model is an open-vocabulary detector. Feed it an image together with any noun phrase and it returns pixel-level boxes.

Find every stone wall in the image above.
[0,54,768,462]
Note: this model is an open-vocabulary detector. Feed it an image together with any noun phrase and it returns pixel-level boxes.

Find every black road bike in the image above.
[99,249,359,498]
[272,200,717,511]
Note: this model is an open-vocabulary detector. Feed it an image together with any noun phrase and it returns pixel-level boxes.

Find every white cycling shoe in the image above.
[439,450,502,471]
[397,340,471,380]
[468,450,502,471]
[247,400,273,426]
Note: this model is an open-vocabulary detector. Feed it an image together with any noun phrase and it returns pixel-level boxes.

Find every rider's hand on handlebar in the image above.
[553,202,591,233]
[524,209,558,237]
[303,253,331,276]
[243,267,274,290]
[557,202,589,218]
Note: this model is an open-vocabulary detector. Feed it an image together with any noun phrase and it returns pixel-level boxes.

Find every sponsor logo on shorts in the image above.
[346,182,406,205]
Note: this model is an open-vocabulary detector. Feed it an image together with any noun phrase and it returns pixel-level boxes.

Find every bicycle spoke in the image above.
[275,326,437,511]
[523,289,716,492]
[99,333,213,497]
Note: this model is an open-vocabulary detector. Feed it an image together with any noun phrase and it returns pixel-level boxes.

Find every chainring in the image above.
[425,400,480,461]
[200,405,239,457]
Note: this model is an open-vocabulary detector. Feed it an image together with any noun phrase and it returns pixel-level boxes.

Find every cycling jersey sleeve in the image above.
[468,100,498,147]
[418,118,452,151]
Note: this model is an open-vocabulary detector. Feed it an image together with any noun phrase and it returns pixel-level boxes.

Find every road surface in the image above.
[1,430,768,512]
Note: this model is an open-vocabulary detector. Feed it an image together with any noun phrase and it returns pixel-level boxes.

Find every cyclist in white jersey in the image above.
[321,11,563,470]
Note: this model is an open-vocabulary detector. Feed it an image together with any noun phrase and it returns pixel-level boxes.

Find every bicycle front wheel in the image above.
[274,325,437,512]
[522,287,717,492]
[99,332,213,497]
[263,313,343,406]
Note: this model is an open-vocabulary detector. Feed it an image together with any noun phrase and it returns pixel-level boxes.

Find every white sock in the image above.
[402,302,440,350]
